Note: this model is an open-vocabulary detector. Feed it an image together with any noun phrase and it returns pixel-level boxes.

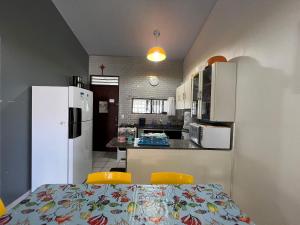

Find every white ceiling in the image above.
[52,0,217,60]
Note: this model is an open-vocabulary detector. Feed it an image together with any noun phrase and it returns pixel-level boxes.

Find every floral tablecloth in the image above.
[0,184,254,225]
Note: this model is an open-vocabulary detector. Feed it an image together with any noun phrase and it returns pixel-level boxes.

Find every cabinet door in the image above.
[184,79,192,109]
[197,73,203,119]
[176,84,184,110]
[200,63,236,122]
[191,74,199,118]
[201,66,212,120]
[212,62,237,121]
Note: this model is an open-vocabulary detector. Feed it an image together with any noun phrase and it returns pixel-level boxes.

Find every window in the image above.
[132,99,151,114]
[132,98,168,114]
[91,76,119,86]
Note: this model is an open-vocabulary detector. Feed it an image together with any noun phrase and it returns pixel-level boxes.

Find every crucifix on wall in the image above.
[100,64,105,75]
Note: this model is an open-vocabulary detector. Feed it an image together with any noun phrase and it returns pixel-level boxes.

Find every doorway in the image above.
[90,76,119,151]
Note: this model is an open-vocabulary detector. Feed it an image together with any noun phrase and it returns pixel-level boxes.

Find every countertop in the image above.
[107,137,230,151]
[120,124,183,131]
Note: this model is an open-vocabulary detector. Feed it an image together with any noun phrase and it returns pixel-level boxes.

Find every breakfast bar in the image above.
[107,138,233,194]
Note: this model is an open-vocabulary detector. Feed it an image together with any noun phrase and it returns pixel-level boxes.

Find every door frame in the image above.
[90,75,120,151]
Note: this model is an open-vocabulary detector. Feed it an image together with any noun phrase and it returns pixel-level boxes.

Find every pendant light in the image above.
[147,30,167,62]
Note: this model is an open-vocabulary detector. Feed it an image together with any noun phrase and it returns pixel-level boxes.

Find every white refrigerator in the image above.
[32,86,93,191]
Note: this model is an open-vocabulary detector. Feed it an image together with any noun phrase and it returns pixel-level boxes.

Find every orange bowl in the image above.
[207,56,227,65]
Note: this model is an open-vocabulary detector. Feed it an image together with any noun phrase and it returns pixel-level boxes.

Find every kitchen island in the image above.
[107,138,233,194]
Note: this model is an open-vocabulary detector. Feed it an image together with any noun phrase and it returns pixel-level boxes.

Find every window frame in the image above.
[131,98,168,114]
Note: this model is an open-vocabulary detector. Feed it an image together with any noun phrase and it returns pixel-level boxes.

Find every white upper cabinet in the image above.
[199,62,237,122]
[176,83,185,109]
[184,78,192,109]
[176,78,192,110]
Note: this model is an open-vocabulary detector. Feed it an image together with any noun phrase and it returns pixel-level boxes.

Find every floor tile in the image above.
[93,151,106,156]
[117,161,126,166]
[92,151,124,173]
[92,168,103,172]
[93,158,109,163]
[103,162,118,168]
[102,167,112,172]
[93,162,107,167]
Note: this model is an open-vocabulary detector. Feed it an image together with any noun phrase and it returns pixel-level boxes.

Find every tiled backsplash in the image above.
[89,56,183,125]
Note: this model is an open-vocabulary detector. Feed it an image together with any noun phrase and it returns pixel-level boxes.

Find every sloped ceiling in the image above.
[52,0,217,60]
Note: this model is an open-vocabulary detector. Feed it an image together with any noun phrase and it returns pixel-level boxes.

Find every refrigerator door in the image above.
[69,87,93,121]
[68,120,93,183]
[32,86,69,191]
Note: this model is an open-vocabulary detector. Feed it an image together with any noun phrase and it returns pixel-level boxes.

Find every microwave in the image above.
[189,123,231,149]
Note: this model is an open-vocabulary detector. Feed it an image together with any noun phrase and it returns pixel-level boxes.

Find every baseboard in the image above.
[7,190,31,210]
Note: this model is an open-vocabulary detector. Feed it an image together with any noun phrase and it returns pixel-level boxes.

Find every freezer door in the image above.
[32,86,69,191]
[69,87,93,121]
[68,120,93,183]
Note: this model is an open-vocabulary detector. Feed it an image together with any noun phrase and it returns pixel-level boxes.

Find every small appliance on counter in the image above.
[189,123,231,149]
[72,76,84,88]
[139,118,146,127]
[118,127,137,144]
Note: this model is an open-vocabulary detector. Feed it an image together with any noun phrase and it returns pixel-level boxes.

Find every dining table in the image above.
[0,184,254,225]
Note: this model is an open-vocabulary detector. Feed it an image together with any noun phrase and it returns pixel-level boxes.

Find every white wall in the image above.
[89,56,183,125]
[184,0,300,225]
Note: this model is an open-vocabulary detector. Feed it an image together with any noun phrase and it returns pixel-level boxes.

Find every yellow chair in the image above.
[0,198,7,217]
[151,172,194,184]
[86,172,132,184]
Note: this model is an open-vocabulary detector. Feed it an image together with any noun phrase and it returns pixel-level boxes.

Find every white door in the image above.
[32,86,69,191]
[69,120,92,184]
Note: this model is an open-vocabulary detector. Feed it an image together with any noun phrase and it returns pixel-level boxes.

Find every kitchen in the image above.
[1,0,300,225]
[95,57,234,193]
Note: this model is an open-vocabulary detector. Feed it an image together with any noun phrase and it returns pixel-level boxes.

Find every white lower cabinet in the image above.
[127,149,233,195]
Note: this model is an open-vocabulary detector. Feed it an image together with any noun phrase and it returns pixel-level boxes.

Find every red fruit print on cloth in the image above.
[195,197,205,203]
[120,197,129,202]
[238,215,251,224]
[85,191,95,196]
[88,215,108,225]
[0,214,12,225]
[55,215,72,224]
[156,191,165,197]
[112,192,122,200]
[182,190,196,201]
[181,214,202,225]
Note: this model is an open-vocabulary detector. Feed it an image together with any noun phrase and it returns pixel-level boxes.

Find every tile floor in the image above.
[92,151,126,172]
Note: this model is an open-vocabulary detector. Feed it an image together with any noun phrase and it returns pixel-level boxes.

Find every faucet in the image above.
[159,118,163,125]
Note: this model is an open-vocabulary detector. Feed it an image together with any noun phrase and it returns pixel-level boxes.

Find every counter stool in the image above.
[151,172,194,184]
[86,172,132,184]
[0,198,7,217]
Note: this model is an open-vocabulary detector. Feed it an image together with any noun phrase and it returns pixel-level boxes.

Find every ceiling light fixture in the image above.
[147,30,166,62]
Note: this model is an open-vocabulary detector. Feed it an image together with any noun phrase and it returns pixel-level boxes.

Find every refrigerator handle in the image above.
[69,107,82,139]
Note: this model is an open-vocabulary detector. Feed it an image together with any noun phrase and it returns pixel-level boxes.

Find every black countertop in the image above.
[107,137,230,151]
[120,124,183,131]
